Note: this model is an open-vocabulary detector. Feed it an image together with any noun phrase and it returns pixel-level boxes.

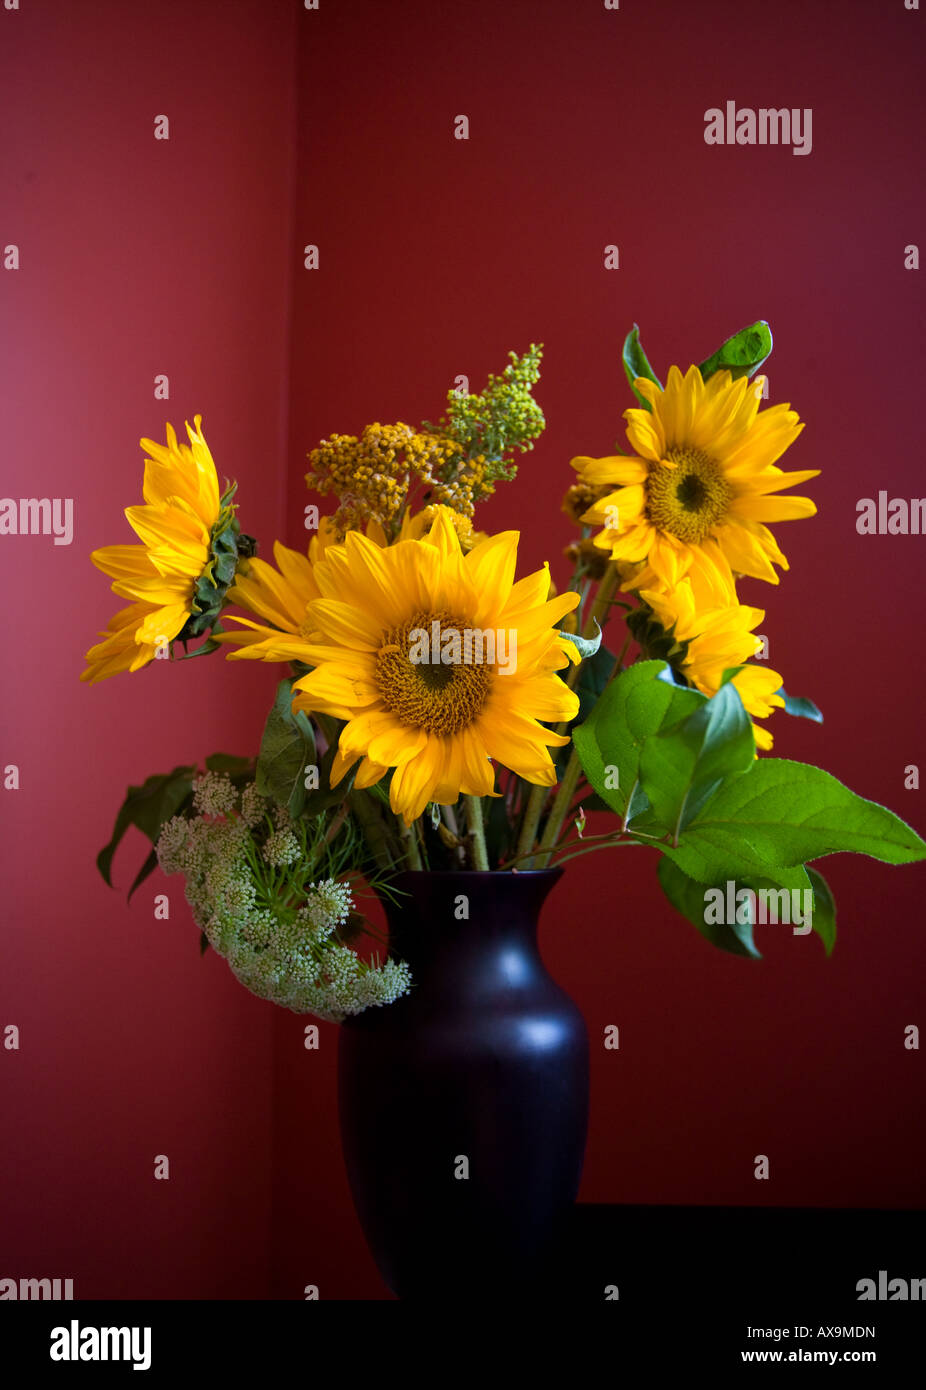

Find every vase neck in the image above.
[378,869,562,977]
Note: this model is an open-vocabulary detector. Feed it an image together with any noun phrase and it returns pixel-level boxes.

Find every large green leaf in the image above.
[639,680,755,837]
[97,765,195,888]
[255,679,317,818]
[663,758,926,883]
[622,324,663,411]
[572,661,702,825]
[698,321,773,381]
[658,857,813,960]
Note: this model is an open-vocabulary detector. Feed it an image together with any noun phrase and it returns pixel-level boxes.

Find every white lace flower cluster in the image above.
[156,772,412,1023]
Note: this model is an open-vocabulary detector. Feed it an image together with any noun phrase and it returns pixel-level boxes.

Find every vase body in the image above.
[337,868,589,1299]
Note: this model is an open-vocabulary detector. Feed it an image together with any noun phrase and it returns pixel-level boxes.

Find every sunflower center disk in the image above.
[645,447,733,544]
[375,610,493,736]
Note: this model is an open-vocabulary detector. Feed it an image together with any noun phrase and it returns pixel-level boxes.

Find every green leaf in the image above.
[573,788,617,814]
[205,752,255,778]
[127,847,159,903]
[622,324,663,411]
[553,642,617,780]
[778,688,823,723]
[301,740,354,817]
[97,766,195,888]
[663,758,926,884]
[573,643,617,724]
[639,681,756,837]
[806,866,836,956]
[255,679,317,818]
[572,660,703,825]
[698,321,773,381]
[177,634,223,660]
[658,856,762,959]
[659,858,815,960]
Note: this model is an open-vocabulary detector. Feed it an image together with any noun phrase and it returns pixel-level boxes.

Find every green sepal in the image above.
[622,324,663,411]
[180,519,240,639]
[178,632,224,660]
[174,489,254,647]
[698,321,772,382]
[626,604,689,670]
[558,619,602,662]
[778,688,824,723]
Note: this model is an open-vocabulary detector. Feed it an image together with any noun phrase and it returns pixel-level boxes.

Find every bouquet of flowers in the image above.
[84,324,926,1020]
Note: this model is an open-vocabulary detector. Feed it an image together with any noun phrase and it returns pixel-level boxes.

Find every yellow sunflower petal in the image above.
[463,528,519,625]
[729,494,818,523]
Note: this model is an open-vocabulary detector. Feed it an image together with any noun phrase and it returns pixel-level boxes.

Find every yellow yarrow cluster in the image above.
[403,433,490,519]
[306,423,491,541]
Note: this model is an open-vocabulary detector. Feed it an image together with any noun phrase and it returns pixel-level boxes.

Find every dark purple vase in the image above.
[337,868,589,1299]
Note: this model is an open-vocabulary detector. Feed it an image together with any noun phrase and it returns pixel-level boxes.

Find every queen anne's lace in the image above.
[156,777,411,1023]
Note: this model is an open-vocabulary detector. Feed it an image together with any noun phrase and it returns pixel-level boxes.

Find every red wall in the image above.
[1,0,296,1297]
[3,0,924,1303]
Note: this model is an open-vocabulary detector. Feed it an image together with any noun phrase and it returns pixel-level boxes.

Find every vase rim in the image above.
[383,866,564,879]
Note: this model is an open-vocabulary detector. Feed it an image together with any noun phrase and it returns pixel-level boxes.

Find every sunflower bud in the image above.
[563,537,610,580]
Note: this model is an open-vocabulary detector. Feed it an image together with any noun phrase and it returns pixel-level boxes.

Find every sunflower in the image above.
[391,504,485,551]
[216,508,483,664]
[289,507,581,824]
[81,416,247,684]
[80,600,174,684]
[625,541,737,609]
[572,365,819,590]
[638,577,785,750]
[214,520,336,662]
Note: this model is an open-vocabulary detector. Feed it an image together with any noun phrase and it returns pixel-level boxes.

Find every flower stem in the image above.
[441,804,466,866]
[502,830,651,871]
[534,747,583,868]
[464,795,490,871]
[347,791,394,872]
[514,562,623,869]
[514,781,547,868]
[399,817,424,872]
